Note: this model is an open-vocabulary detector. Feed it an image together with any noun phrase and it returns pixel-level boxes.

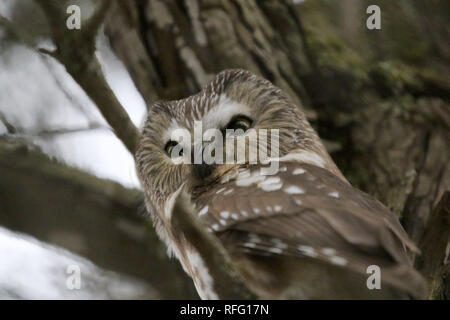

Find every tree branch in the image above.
[0,137,197,299]
[2,122,110,138]
[35,0,139,155]
[172,190,257,299]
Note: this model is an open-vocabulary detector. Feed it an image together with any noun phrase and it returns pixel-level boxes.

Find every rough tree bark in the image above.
[105,0,449,299]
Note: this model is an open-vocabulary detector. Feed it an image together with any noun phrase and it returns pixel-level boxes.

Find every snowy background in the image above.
[0,0,151,299]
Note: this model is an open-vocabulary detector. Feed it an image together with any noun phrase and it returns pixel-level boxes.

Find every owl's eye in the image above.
[165,140,181,156]
[225,115,253,132]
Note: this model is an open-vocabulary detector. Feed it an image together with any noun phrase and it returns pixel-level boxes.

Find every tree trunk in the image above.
[105,0,449,299]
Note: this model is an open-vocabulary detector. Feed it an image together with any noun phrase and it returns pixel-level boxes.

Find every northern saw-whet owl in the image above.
[136,69,427,299]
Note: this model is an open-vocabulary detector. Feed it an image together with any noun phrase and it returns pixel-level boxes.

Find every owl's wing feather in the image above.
[194,162,427,298]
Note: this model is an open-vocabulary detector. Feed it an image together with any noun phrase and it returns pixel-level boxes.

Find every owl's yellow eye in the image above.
[226,115,253,132]
[165,140,180,156]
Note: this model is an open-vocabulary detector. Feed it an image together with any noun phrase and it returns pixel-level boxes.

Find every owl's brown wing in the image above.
[194,162,427,298]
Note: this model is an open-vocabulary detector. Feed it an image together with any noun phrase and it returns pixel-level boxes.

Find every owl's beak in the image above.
[191,144,217,180]
[193,162,216,180]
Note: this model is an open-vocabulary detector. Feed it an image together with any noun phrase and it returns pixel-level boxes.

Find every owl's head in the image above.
[136,69,330,216]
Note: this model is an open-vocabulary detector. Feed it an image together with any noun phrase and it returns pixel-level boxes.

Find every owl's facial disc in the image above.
[190,114,254,180]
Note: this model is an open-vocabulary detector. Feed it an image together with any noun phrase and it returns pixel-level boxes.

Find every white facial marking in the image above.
[292,168,306,175]
[241,210,248,217]
[198,205,209,216]
[284,185,305,195]
[202,94,251,130]
[274,205,282,212]
[219,219,227,226]
[164,184,185,220]
[253,208,260,214]
[212,224,220,231]
[231,213,239,220]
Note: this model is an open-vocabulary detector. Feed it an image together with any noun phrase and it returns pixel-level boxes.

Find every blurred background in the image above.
[0,0,448,299]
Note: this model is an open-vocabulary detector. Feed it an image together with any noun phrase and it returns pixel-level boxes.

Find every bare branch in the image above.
[3,122,111,138]
[0,112,17,134]
[35,0,140,155]
[172,190,257,299]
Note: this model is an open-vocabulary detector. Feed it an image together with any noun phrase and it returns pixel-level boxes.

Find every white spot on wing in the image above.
[297,245,318,257]
[220,211,230,219]
[328,191,339,198]
[268,247,283,254]
[330,256,348,266]
[257,177,283,192]
[198,205,208,216]
[292,168,306,175]
[284,185,305,194]
[236,170,266,187]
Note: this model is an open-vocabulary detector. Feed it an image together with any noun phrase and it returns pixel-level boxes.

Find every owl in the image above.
[136,69,427,299]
